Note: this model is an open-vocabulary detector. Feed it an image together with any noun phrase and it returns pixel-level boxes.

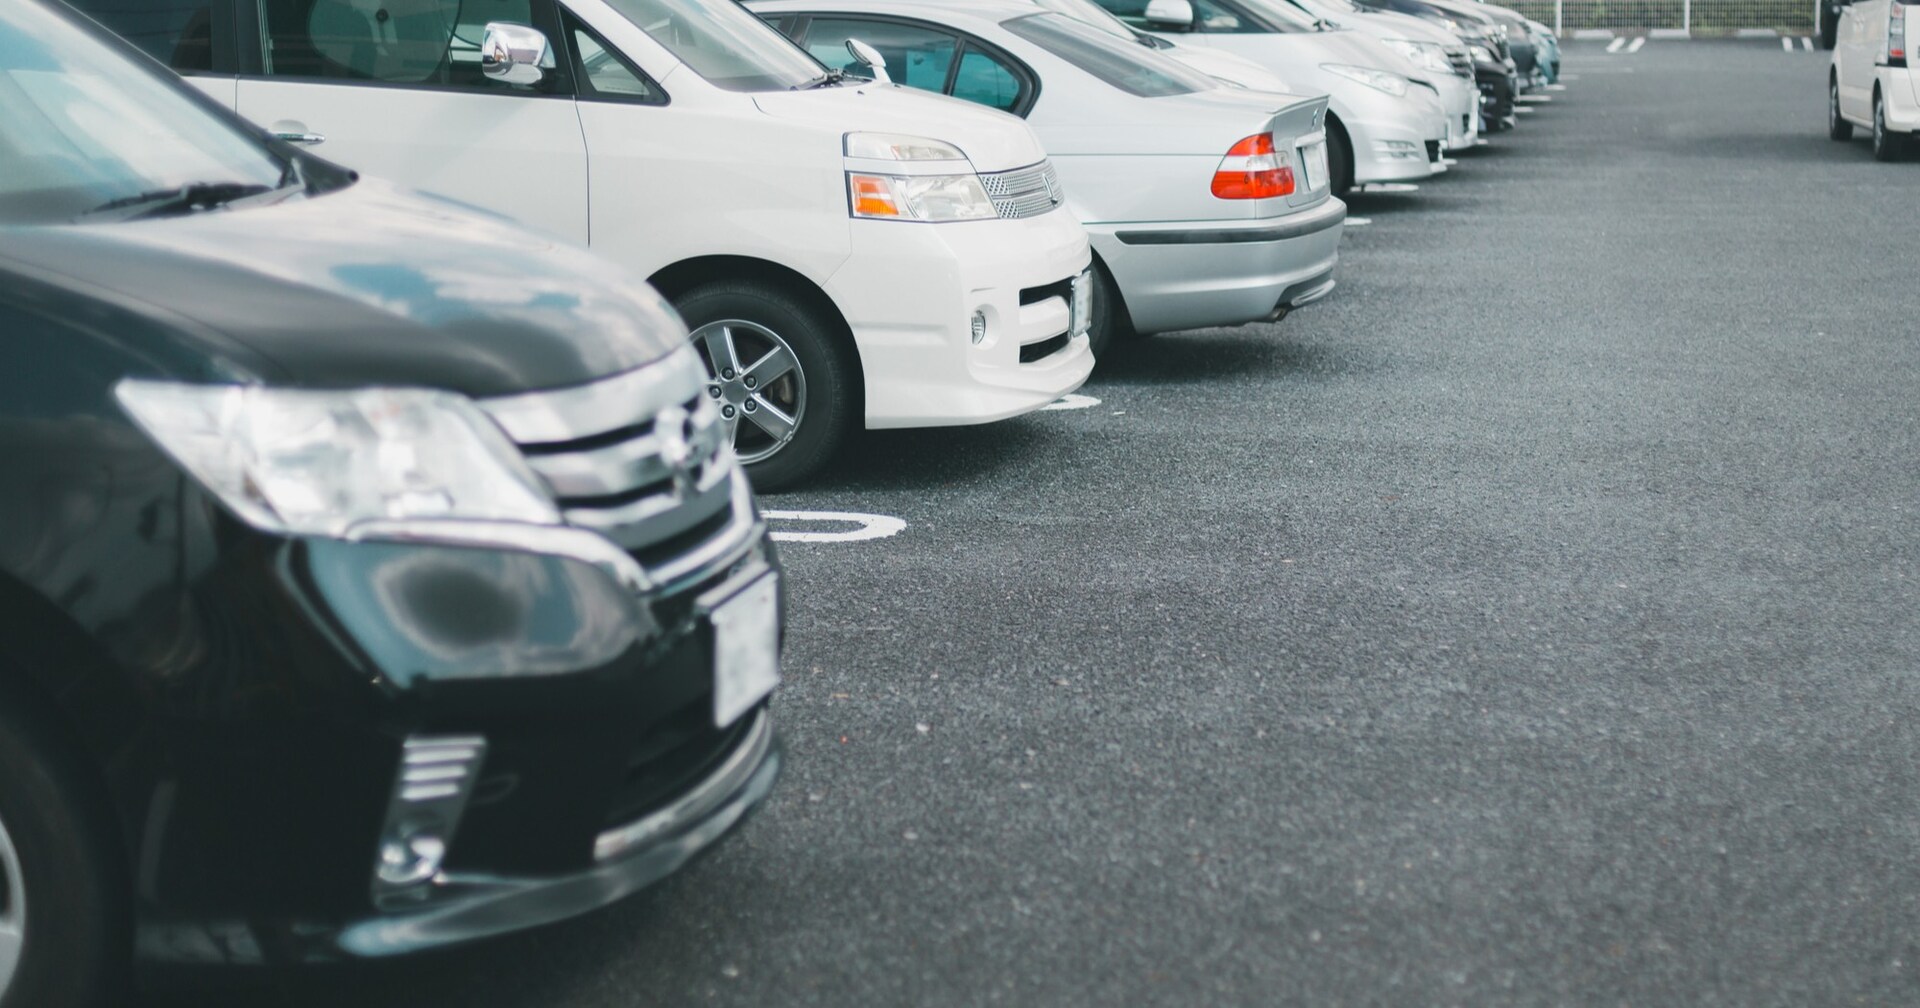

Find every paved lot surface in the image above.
[151,40,1920,1006]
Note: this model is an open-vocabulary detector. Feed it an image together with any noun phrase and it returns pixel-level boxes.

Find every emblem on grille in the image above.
[654,404,698,498]
[1044,171,1060,204]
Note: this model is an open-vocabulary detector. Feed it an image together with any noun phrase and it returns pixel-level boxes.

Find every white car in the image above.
[152,0,1094,488]
[752,0,1345,354]
[1828,0,1920,160]
[1092,0,1452,194]
[1281,0,1481,149]
[1028,0,1298,90]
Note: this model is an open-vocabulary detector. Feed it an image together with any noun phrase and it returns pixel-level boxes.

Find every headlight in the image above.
[848,172,997,222]
[1380,39,1452,75]
[1469,44,1496,62]
[116,380,558,537]
[844,132,969,161]
[1321,63,1412,97]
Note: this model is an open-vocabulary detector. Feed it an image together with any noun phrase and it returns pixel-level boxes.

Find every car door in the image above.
[232,0,590,243]
[785,16,1035,115]
[1838,0,1884,120]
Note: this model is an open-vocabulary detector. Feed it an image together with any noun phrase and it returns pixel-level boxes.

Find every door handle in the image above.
[274,130,325,145]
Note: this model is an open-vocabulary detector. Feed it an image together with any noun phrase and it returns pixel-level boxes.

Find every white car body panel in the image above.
[1833,0,1920,132]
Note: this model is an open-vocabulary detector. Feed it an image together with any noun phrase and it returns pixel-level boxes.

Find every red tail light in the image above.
[1891,0,1907,65]
[1211,134,1296,200]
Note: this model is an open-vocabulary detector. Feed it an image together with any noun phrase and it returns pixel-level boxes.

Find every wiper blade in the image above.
[77,181,280,223]
[798,68,846,89]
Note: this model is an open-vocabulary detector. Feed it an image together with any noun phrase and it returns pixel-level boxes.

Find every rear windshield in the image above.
[601,0,826,91]
[1001,12,1215,97]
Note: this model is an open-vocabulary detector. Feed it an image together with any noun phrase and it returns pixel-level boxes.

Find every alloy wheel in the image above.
[0,812,24,999]
[693,319,807,466]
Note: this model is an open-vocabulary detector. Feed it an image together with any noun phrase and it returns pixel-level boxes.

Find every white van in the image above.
[85,0,1095,488]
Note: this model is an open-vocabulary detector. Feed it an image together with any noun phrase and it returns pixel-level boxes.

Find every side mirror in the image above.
[845,37,892,84]
[1143,0,1196,30]
[481,22,555,86]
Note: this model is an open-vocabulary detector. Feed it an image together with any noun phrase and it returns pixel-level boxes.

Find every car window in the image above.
[951,47,1021,112]
[802,17,956,90]
[62,0,225,73]
[256,0,572,91]
[601,0,825,91]
[0,0,294,224]
[570,19,664,101]
[1002,12,1214,96]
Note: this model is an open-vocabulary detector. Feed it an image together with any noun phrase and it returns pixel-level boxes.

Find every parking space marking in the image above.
[764,511,905,543]
[1040,393,1101,411]
[1517,94,1553,103]
[1803,36,1814,50]
[1781,36,1793,50]
[1627,36,1647,52]
[1606,37,1627,52]
[1355,182,1420,193]
[1346,216,1372,227]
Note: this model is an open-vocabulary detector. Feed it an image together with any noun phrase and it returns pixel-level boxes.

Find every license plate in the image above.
[707,573,780,728]
[1298,141,1328,192]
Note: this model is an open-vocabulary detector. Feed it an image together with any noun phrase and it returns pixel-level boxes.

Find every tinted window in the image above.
[570,20,664,101]
[0,0,292,224]
[258,0,571,91]
[803,17,955,90]
[951,48,1020,112]
[601,0,825,91]
[1002,12,1212,96]
[64,0,223,72]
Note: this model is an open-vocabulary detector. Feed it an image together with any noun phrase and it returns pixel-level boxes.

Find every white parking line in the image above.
[1802,36,1814,50]
[1355,182,1420,193]
[1606,37,1627,52]
[763,510,905,543]
[1626,36,1646,52]
[1040,393,1100,411]
[1345,216,1372,227]
[1781,36,1793,50]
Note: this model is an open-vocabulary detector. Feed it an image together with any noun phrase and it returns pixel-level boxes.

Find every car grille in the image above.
[979,161,1064,220]
[1446,47,1474,77]
[480,347,755,591]
[600,695,757,829]
[1426,139,1442,163]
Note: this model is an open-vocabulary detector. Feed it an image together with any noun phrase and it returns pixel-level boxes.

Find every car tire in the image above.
[1872,91,1909,161]
[1830,77,1854,140]
[1086,260,1133,363]
[0,694,125,1008]
[676,281,858,493]
[1326,120,1356,198]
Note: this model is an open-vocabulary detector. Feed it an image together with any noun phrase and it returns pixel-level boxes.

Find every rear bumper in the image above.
[1881,67,1920,132]
[1094,196,1345,334]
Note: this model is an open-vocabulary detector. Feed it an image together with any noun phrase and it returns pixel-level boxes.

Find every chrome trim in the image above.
[593,709,773,863]
[525,397,727,499]
[0,806,23,998]
[647,472,763,595]
[555,452,733,532]
[979,161,1062,220]
[481,348,706,445]
[344,519,653,594]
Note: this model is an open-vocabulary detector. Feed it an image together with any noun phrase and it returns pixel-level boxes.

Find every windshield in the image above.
[1003,12,1216,97]
[1029,0,1143,40]
[0,1,292,226]
[601,0,826,91]
[1231,0,1329,30]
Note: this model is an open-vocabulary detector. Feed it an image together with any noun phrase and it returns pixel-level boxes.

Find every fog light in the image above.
[377,831,447,887]
[1376,139,1422,159]
[970,311,987,345]
[371,734,485,904]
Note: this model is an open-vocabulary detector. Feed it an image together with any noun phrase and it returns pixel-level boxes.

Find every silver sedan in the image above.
[750,0,1346,357]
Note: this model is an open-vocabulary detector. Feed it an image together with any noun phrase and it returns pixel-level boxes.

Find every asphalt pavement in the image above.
[151,40,1920,1006]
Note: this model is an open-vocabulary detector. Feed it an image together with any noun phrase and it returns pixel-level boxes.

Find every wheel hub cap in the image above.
[692,319,807,466]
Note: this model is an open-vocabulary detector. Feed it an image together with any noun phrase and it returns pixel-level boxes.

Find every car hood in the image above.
[753,83,1050,171]
[0,179,687,398]
[1347,9,1467,46]
[1164,41,1295,91]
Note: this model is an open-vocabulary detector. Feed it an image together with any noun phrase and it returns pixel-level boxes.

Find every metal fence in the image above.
[1499,0,1813,34]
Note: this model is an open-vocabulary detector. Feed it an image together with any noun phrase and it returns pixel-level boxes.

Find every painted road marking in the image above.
[1547,83,1569,90]
[1356,182,1420,193]
[1626,36,1646,52]
[1781,36,1793,50]
[1606,37,1627,52]
[1040,393,1101,411]
[1517,94,1553,103]
[1803,36,1814,50]
[1346,216,1372,227]
[763,511,905,543]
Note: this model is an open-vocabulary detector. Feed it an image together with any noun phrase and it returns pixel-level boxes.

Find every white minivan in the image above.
[82,0,1095,488]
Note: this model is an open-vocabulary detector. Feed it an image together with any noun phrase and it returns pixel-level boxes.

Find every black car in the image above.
[0,3,782,1004]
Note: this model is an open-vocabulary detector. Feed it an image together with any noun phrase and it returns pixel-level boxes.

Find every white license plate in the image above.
[1298,141,1327,192]
[708,573,780,728]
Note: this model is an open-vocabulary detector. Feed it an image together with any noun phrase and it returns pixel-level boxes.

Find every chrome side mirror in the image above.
[845,38,891,84]
[481,22,555,86]
[1143,0,1196,30]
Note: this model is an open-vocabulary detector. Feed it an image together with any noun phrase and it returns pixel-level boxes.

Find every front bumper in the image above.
[1338,88,1450,185]
[827,207,1094,429]
[1091,196,1346,334]
[1432,74,1480,148]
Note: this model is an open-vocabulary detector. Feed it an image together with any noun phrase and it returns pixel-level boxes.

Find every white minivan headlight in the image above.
[1468,43,1496,63]
[1380,39,1452,75]
[1322,63,1413,97]
[844,132,969,161]
[848,171,996,222]
[116,380,559,537]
